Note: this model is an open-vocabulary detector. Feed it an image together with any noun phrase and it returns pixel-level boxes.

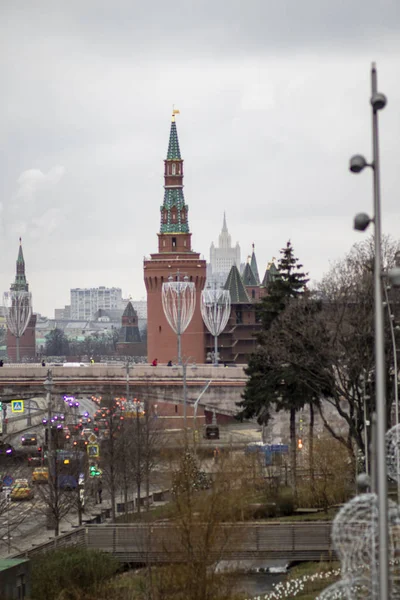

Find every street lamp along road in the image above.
[3,289,32,363]
[350,62,390,600]
[201,287,231,366]
[162,271,196,365]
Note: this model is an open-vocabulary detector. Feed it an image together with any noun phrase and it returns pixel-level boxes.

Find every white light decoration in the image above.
[200,287,231,365]
[162,274,195,364]
[316,492,400,599]
[385,423,400,483]
[3,290,32,362]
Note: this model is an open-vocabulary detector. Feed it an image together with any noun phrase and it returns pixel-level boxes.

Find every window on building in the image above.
[172,237,177,248]
[172,163,176,175]
[251,289,255,299]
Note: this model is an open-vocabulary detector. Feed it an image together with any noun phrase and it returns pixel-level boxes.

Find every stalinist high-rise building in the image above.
[143,112,206,364]
[207,213,241,287]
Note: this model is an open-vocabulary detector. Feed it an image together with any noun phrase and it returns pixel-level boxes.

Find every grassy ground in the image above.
[269,507,339,522]
[279,561,341,600]
[116,500,339,523]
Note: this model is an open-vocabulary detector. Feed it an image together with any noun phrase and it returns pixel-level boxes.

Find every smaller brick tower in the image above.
[6,240,37,361]
[116,301,146,357]
[144,112,206,364]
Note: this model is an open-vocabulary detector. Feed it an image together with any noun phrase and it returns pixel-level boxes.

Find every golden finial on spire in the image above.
[19,237,22,245]
[171,105,180,122]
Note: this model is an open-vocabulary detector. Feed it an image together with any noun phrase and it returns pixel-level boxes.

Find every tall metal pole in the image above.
[362,370,369,477]
[126,359,130,402]
[177,279,182,366]
[371,62,389,600]
[183,360,187,430]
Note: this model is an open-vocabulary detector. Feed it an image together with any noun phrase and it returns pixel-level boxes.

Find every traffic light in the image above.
[297,438,303,450]
[89,465,101,477]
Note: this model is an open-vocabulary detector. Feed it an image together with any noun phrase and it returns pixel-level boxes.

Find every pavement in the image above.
[0,481,169,558]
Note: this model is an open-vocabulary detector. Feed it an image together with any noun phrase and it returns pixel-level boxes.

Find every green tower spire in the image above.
[250,244,260,285]
[167,119,181,160]
[11,237,28,291]
[160,112,189,235]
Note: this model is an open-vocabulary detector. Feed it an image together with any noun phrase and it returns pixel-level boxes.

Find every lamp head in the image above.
[349,155,369,173]
[354,213,371,232]
[388,267,400,287]
[371,92,387,111]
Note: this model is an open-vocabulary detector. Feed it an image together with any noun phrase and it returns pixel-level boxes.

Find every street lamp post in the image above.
[201,287,231,366]
[162,272,196,365]
[350,62,389,600]
[3,290,32,363]
[44,370,54,456]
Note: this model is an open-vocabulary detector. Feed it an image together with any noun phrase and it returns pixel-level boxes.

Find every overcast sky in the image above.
[1,0,400,317]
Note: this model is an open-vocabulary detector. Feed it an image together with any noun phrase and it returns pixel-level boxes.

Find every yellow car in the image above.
[32,467,49,484]
[10,480,34,501]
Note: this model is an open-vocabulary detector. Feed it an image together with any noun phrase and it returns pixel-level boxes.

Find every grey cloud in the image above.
[0,1,400,316]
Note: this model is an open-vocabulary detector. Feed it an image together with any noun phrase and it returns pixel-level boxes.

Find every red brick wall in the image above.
[6,313,37,361]
[144,254,206,364]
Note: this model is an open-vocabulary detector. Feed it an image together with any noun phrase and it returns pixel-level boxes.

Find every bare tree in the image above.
[34,450,75,536]
[98,391,123,523]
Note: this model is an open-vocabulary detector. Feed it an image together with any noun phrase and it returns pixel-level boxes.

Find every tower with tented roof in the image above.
[143,111,206,364]
[6,239,37,361]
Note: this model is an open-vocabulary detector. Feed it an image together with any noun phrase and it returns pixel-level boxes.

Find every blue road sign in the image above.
[270,444,289,453]
[3,475,13,487]
[11,400,24,413]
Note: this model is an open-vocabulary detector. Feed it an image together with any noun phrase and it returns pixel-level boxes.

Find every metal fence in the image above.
[10,521,334,563]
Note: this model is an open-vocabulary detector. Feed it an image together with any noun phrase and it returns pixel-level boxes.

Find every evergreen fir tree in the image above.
[238,242,311,491]
[257,240,309,331]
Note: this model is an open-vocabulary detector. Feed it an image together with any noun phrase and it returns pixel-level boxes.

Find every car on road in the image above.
[21,433,38,447]
[0,443,14,457]
[32,467,49,484]
[10,479,34,501]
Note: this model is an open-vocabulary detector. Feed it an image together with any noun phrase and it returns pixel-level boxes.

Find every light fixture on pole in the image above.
[201,287,231,366]
[3,290,32,363]
[162,272,196,365]
[350,62,389,599]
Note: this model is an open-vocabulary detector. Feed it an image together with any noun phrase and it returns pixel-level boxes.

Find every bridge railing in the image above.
[0,364,247,381]
[85,521,334,562]
[8,521,334,563]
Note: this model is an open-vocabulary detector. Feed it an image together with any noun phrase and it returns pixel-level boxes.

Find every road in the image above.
[0,393,172,557]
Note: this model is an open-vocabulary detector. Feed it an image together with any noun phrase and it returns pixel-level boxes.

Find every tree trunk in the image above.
[290,408,297,493]
[309,403,315,489]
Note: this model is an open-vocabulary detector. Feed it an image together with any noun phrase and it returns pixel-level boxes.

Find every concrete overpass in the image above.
[0,364,247,418]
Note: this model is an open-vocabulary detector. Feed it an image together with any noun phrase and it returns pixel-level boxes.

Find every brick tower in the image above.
[6,240,37,361]
[144,112,206,364]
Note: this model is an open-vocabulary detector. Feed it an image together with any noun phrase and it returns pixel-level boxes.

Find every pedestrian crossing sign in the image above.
[11,400,24,413]
[87,444,99,457]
